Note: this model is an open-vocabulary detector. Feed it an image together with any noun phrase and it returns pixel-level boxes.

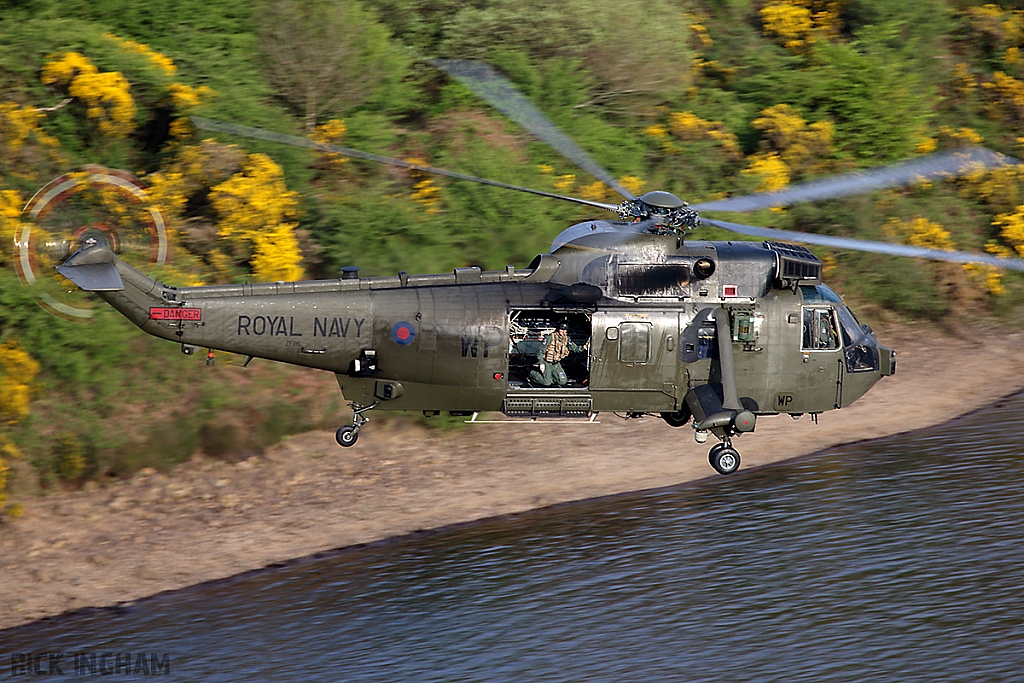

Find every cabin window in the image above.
[618,322,651,363]
[802,308,840,351]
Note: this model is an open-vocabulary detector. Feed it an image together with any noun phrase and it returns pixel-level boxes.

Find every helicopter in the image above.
[53,60,1024,475]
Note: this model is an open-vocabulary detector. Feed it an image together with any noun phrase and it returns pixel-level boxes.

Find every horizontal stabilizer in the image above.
[57,262,124,291]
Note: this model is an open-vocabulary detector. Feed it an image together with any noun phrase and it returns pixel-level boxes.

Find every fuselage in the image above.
[73,225,894,419]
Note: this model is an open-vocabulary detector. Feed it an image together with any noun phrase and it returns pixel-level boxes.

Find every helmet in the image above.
[557,320,569,330]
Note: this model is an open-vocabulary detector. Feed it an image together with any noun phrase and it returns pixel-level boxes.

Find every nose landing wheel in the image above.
[709,442,741,475]
[335,401,377,448]
[335,425,359,447]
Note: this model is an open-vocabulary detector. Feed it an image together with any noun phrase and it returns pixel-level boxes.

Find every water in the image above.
[5,393,1024,682]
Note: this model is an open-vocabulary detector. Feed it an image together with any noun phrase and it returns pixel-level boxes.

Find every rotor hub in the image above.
[617,191,701,233]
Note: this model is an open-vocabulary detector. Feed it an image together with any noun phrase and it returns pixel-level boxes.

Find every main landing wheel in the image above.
[709,445,740,475]
[661,406,692,428]
[336,425,359,447]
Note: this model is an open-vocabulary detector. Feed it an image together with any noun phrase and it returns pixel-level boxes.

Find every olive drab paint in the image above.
[57,230,894,468]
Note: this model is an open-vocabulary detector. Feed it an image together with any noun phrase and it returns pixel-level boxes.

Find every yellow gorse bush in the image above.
[643,124,668,140]
[250,223,305,283]
[982,71,1024,121]
[404,157,443,214]
[742,153,790,193]
[760,0,842,53]
[899,217,956,251]
[41,52,136,137]
[687,14,713,50]
[0,452,7,514]
[883,217,1004,294]
[0,103,55,151]
[0,189,25,263]
[966,4,1024,49]
[0,102,62,181]
[751,104,834,173]
[618,176,646,197]
[951,63,977,97]
[45,38,212,142]
[0,434,23,517]
[963,262,1005,296]
[210,153,304,282]
[761,2,814,52]
[311,119,349,172]
[992,205,1024,257]
[958,164,1023,213]
[103,33,177,76]
[579,181,609,202]
[109,36,216,139]
[741,104,834,195]
[554,174,576,193]
[0,339,41,424]
[937,125,984,146]
[653,111,741,159]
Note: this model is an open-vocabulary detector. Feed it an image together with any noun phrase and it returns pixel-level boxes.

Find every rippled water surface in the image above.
[6,393,1024,682]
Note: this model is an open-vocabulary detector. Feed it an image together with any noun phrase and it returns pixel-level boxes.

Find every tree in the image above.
[259,0,408,129]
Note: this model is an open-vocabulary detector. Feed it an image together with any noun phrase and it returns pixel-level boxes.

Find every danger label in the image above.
[149,307,202,321]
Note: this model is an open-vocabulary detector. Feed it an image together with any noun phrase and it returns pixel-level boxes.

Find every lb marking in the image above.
[391,321,416,345]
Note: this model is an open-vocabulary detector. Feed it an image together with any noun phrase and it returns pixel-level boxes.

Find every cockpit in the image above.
[800,284,880,373]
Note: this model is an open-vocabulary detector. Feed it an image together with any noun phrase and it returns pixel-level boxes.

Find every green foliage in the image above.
[53,431,85,480]
[3,0,1024,484]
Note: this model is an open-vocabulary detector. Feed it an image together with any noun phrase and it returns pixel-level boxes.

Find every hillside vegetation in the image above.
[2,0,1024,504]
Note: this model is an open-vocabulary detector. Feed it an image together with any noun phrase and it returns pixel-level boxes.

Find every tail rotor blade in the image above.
[702,217,1024,272]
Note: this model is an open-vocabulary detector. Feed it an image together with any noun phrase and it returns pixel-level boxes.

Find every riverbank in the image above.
[2,323,1023,631]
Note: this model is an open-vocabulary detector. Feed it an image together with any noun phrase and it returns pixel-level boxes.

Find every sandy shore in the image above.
[2,323,1023,631]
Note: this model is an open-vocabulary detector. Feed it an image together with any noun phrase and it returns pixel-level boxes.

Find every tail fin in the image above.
[58,241,169,333]
[57,242,125,291]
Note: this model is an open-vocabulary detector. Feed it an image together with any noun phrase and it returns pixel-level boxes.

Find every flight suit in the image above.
[529,331,586,386]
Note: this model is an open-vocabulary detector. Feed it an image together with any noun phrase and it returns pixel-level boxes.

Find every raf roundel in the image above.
[391,321,416,345]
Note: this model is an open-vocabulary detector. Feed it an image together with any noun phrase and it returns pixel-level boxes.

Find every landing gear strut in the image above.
[708,439,741,475]
[336,401,378,448]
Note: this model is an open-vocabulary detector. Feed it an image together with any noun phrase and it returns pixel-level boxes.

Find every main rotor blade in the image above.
[702,217,1024,272]
[692,147,1019,213]
[431,59,635,201]
[191,117,620,213]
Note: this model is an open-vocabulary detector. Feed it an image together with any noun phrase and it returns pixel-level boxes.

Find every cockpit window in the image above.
[801,285,880,371]
[800,284,842,304]
[802,308,840,350]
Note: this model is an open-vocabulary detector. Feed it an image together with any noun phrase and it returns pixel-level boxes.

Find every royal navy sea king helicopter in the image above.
[55,61,1024,474]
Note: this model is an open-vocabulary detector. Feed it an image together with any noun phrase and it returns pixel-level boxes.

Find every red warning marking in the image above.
[149,307,202,321]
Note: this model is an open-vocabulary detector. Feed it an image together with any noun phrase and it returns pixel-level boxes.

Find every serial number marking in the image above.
[149,307,202,321]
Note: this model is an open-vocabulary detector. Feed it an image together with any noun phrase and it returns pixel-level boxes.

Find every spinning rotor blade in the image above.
[191,117,619,213]
[431,59,636,200]
[691,147,1019,213]
[702,217,1024,272]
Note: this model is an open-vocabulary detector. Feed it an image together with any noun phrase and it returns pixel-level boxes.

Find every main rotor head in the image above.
[617,191,700,232]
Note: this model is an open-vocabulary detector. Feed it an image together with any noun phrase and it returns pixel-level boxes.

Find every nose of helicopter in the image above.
[879,343,896,376]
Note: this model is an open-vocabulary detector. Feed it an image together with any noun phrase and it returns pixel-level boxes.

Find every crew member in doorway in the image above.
[530,320,588,387]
